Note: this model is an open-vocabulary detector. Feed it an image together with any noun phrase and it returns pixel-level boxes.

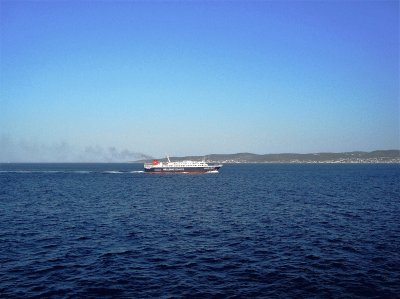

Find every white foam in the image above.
[102,171,124,174]
[0,170,62,173]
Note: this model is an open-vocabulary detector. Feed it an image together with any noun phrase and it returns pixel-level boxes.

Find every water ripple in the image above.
[0,163,399,297]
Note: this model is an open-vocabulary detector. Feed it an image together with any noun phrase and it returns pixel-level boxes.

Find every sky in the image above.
[0,0,399,162]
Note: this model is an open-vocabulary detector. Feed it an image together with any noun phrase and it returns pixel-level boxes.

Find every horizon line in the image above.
[1,149,399,164]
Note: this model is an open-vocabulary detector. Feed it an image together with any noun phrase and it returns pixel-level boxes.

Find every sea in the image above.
[1,163,399,298]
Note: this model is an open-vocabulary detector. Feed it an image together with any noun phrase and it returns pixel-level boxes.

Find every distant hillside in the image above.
[137,150,400,163]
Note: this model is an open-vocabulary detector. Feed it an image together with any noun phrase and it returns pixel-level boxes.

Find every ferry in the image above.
[144,156,222,173]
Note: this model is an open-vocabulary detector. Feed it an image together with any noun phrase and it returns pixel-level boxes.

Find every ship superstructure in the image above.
[144,156,222,173]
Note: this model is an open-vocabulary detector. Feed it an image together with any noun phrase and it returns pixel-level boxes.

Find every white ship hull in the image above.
[144,158,222,173]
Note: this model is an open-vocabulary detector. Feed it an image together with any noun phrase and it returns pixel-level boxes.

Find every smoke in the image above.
[0,135,152,162]
[81,145,153,162]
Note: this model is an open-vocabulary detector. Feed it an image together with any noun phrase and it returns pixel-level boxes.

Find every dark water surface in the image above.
[1,163,399,298]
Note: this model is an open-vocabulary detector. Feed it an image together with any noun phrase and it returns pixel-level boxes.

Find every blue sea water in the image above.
[0,163,399,298]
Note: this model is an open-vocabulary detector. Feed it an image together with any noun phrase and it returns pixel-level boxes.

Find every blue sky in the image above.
[0,0,399,161]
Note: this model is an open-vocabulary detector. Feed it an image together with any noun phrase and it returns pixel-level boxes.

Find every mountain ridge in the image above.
[136,150,400,163]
